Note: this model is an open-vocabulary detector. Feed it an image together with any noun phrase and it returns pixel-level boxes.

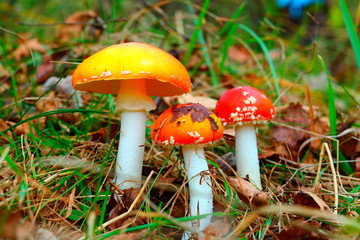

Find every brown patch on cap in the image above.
[170,104,219,130]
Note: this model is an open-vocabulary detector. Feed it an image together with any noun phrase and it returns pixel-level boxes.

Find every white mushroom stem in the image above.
[235,124,262,190]
[115,110,147,189]
[114,79,156,189]
[182,145,213,238]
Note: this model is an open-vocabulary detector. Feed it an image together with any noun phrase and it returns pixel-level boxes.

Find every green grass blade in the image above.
[219,2,246,36]
[219,23,238,73]
[318,56,337,135]
[318,55,353,175]
[0,147,10,165]
[184,0,219,86]
[5,153,23,176]
[219,4,246,73]
[198,29,219,86]
[239,24,280,98]
[183,0,210,65]
[339,0,360,69]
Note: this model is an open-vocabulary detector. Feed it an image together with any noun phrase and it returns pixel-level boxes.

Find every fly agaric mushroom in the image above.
[151,103,223,236]
[215,86,274,190]
[72,42,191,189]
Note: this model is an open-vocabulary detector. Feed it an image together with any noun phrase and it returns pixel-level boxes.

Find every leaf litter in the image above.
[0,2,359,240]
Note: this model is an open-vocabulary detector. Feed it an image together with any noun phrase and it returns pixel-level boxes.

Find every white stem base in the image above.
[182,145,213,239]
[115,111,147,189]
[235,124,262,190]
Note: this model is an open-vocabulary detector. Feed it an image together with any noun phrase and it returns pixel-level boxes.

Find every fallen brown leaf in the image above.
[35,91,60,113]
[0,63,10,80]
[338,122,359,159]
[13,38,46,60]
[0,119,12,145]
[227,44,252,63]
[272,103,329,161]
[0,81,9,94]
[58,10,105,42]
[14,114,46,136]
[42,76,83,108]
[186,48,208,71]
[107,189,147,230]
[355,157,360,178]
[107,229,149,240]
[294,186,331,211]
[177,94,218,110]
[36,228,59,240]
[201,219,231,239]
[278,219,328,240]
[34,55,54,84]
[219,73,239,89]
[89,124,119,142]
[0,210,35,240]
[229,177,269,207]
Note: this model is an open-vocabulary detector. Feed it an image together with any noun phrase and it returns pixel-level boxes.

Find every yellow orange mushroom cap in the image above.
[72,42,192,96]
[151,103,224,146]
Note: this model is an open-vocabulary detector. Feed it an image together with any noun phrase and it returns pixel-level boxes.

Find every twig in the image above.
[96,171,154,231]
[317,143,339,214]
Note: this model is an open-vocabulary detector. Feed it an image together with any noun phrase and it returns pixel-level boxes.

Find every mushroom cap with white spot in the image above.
[151,103,223,145]
[215,86,275,127]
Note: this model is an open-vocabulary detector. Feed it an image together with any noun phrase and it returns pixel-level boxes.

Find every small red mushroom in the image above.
[151,103,223,237]
[215,86,274,190]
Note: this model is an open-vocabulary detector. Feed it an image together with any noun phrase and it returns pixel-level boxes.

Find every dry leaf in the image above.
[229,177,269,207]
[58,10,105,42]
[177,94,218,110]
[107,229,149,240]
[272,103,310,150]
[186,48,208,70]
[38,224,84,240]
[64,187,77,218]
[43,76,83,108]
[14,63,29,85]
[35,90,81,124]
[36,228,59,240]
[14,114,46,136]
[35,91,60,112]
[219,74,239,89]
[163,94,217,111]
[228,45,252,63]
[156,175,176,197]
[278,219,327,240]
[89,124,119,142]
[0,63,10,80]
[272,103,328,160]
[293,185,331,211]
[107,188,147,230]
[0,119,12,145]
[216,152,236,174]
[201,219,231,239]
[35,55,54,84]
[355,157,360,178]
[338,122,359,159]
[13,38,45,60]
[0,81,9,94]
[0,211,35,240]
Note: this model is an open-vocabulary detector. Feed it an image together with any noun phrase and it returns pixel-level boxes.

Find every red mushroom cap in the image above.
[151,103,223,145]
[215,86,274,127]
